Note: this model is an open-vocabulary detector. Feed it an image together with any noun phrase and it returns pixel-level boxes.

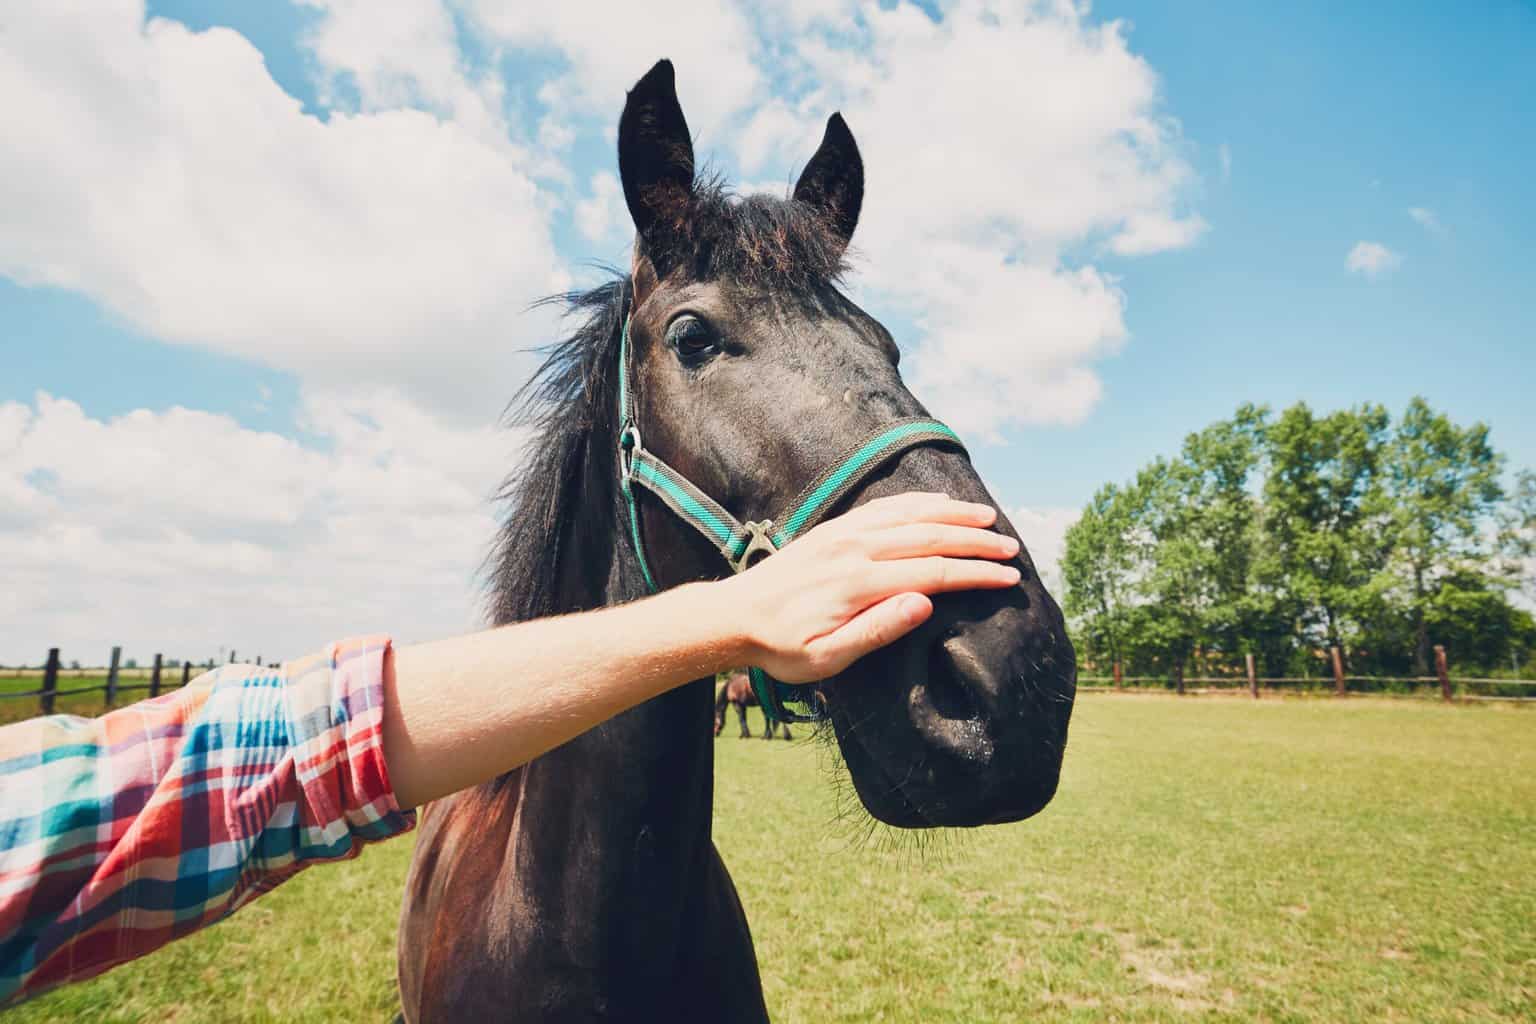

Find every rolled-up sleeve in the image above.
[0,635,415,1006]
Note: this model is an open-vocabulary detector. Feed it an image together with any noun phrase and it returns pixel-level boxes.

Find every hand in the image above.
[715,492,1020,683]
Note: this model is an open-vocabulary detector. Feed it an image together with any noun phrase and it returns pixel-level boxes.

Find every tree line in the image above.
[1061,397,1536,683]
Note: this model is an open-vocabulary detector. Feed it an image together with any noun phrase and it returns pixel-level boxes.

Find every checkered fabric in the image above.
[0,636,415,1005]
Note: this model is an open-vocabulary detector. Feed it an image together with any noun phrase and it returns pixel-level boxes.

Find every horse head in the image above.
[617,59,1075,828]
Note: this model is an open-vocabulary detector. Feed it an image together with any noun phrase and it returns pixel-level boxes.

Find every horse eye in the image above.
[666,315,718,362]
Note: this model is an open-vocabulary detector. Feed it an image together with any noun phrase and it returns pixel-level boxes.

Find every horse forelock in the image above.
[644,174,852,289]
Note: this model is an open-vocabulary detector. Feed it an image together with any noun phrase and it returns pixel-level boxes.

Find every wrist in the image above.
[680,576,762,670]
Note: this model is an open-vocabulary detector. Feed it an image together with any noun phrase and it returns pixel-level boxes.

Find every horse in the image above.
[714,671,793,740]
[396,59,1075,1022]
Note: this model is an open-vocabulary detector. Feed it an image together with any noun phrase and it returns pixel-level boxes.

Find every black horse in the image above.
[714,671,793,740]
[397,60,1075,1021]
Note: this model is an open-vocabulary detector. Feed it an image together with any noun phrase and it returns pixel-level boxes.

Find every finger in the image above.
[803,592,934,678]
[832,493,997,533]
[865,523,1019,562]
[867,557,1021,601]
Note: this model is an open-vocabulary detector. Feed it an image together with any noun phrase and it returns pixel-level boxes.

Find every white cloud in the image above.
[734,0,1203,434]
[1009,505,1079,598]
[0,392,519,665]
[0,1,565,427]
[299,0,481,120]
[1,0,1200,440]
[459,0,766,143]
[1346,240,1401,277]
[574,171,627,245]
[1109,211,1209,256]
[0,0,1203,660]
[1408,206,1443,234]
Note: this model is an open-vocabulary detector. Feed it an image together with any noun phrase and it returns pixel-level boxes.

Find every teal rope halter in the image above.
[617,313,968,724]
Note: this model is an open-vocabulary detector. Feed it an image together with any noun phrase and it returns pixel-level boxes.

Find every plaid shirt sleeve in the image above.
[0,635,416,1006]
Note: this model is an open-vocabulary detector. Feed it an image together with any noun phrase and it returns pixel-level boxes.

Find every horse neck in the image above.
[497,495,719,959]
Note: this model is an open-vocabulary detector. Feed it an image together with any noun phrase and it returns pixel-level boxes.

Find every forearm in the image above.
[0,494,1011,1004]
[383,581,746,808]
[381,494,1020,808]
[0,642,411,1006]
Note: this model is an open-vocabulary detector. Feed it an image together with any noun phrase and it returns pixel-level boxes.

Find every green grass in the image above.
[9,695,1534,1022]
[0,675,114,724]
[0,673,206,725]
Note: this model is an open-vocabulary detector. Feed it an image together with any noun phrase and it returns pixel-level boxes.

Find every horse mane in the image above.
[646,173,851,287]
[486,275,631,626]
[485,179,851,626]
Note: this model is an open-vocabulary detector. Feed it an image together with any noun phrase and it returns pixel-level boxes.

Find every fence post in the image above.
[41,648,60,716]
[181,662,192,688]
[1434,645,1451,702]
[105,646,122,707]
[1174,660,1185,696]
[1330,646,1345,697]
[1113,659,1123,691]
[150,653,163,698]
[1246,653,1258,700]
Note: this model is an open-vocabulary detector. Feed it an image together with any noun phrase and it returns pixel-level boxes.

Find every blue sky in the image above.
[3,1,1533,662]
[1060,1,1536,496]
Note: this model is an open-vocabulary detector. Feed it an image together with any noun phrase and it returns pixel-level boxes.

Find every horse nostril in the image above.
[906,627,995,770]
[924,628,982,721]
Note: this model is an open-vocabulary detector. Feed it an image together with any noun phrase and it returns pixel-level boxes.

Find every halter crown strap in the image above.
[617,314,969,722]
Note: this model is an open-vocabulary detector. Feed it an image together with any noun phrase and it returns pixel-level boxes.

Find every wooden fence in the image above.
[5,642,1531,719]
[1080,645,1536,703]
[1,647,275,716]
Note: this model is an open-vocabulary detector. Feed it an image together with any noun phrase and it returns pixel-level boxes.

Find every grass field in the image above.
[8,694,1533,1022]
[0,675,116,724]
[0,672,206,725]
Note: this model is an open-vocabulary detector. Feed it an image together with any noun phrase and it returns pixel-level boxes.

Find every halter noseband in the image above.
[617,313,968,724]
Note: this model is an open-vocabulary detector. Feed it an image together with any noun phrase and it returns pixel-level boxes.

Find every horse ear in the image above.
[618,60,695,258]
[794,112,863,249]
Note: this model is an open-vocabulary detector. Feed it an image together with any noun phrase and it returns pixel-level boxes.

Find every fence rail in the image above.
[1079,645,1534,702]
[5,642,1532,720]
[1,647,274,718]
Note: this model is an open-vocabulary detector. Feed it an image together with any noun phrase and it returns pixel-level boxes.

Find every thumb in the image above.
[803,592,933,679]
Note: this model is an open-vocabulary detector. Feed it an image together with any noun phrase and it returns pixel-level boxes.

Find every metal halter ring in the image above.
[618,422,642,483]
[730,521,780,575]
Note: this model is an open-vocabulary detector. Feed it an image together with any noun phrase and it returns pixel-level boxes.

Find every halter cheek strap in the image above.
[617,314,968,723]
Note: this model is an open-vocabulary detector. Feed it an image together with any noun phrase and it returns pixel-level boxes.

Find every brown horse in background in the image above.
[714,672,792,740]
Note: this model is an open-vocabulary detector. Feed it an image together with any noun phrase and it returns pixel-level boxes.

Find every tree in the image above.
[1061,398,1529,685]
[1385,397,1505,674]
[1425,571,1536,672]
[1136,459,1207,691]
[1061,482,1140,673]
[1500,469,1536,601]
[1178,404,1268,665]
[1263,402,1393,662]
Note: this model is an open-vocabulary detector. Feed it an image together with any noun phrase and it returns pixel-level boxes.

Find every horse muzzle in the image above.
[825,581,1076,828]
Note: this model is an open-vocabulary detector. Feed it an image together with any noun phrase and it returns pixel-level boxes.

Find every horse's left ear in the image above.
[794,113,863,250]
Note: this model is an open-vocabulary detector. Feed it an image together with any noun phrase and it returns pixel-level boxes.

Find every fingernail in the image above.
[900,594,928,618]
[999,535,1020,555]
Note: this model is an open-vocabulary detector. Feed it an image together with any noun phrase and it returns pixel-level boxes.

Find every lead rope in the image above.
[617,312,967,723]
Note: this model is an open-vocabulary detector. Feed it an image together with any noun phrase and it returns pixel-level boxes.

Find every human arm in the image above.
[383,492,1019,806]
[0,638,408,1005]
[0,492,1015,1003]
